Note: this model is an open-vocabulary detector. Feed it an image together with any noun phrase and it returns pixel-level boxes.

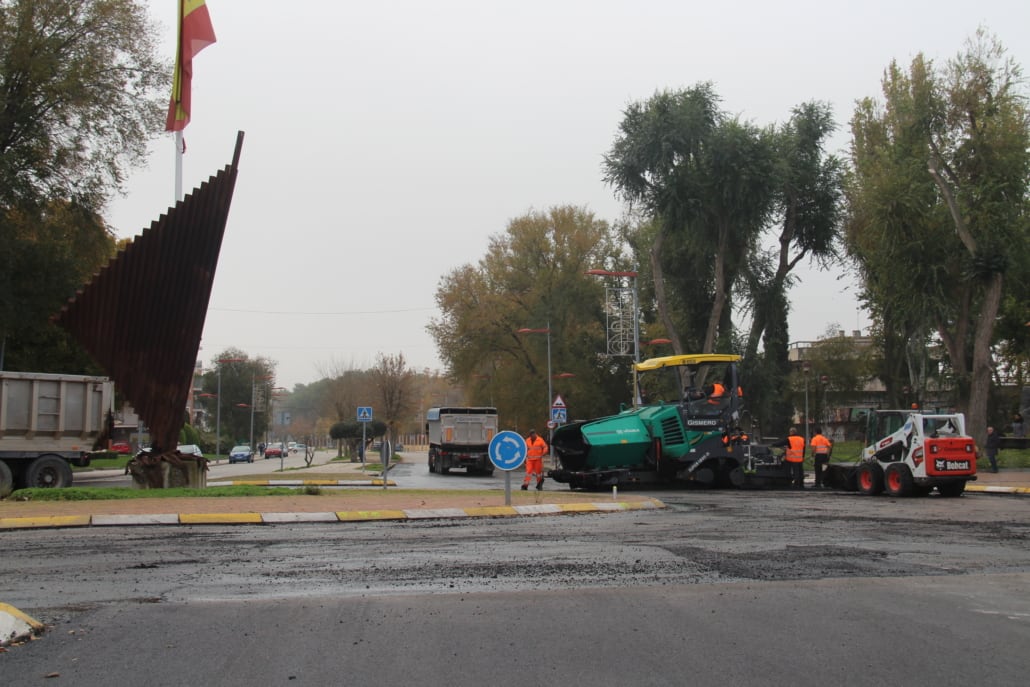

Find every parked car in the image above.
[265,442,285,459]
[228,445,254,464]
[288,442,297,454]
[111,441,132,454]
[177,444,204,458]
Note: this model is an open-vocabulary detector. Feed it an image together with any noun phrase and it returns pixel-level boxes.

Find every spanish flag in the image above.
[165,0,217,132]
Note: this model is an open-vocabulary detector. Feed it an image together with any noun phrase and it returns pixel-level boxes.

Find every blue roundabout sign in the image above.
[488,430,528,471]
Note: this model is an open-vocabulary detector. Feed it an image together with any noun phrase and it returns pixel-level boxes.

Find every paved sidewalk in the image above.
[963,468,1030,495]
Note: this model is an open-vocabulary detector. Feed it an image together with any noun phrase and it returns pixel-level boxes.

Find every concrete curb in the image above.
[0,498,665,530]
[965,485,1030,495]
[0,602,43,647]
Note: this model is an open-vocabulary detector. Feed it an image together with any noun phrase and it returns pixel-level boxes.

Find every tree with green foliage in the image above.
[370,352,414,448]
[330,419,386,459]
[197,350,277,453]
[429,205,627,428]
[0,0,166,210]
[740,102,846,433]
[0,201,116,371]
[846,29,1030,442]
[603,85,721,355]
[603,85,780,356]
[0,0,168,372]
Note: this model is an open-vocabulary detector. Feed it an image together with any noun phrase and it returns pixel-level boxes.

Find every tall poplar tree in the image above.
[847,30,1030,441]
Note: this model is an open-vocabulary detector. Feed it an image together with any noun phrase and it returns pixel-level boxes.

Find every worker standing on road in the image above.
[521,429,549,491]
[810,427,833,488]
[773,427,806,489]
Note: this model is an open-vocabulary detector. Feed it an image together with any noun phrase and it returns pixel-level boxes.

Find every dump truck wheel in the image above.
[0,461,14,498]
[428,453,435,473]
[884,464,913,497]
[24,456,73,489]
[856,462,884,495]
[938,480,966,498]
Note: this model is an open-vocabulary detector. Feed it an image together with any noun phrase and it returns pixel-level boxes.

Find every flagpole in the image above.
[173,0,184,205]
[175,131,183,203]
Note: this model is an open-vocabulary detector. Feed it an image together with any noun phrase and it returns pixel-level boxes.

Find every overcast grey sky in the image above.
[107,0,1030,389]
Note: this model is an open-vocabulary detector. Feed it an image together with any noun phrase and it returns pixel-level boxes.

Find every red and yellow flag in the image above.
[165,0,217,132]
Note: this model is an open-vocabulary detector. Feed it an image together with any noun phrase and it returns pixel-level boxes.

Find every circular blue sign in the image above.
[488,430,528,471]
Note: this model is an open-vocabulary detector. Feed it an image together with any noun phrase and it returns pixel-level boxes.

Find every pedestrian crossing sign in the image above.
[357,406,373,422]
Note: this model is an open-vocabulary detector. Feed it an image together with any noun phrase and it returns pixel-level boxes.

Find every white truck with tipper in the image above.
[426,406,498,476]
[0,371,114,497]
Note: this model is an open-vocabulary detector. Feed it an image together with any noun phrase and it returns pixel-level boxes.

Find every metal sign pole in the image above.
[488,430,528,507]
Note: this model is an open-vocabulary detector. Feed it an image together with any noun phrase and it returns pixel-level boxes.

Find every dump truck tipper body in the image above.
[0,371,114,496]
[426,407,498,476]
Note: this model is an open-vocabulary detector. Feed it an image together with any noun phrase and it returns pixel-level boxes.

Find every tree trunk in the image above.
[649,223,684,356]
[703,225,729,353]
[966,273,1004,444]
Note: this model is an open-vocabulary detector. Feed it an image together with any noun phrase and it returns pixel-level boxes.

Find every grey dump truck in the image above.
[0,371,114,497]
[426,406,498,476]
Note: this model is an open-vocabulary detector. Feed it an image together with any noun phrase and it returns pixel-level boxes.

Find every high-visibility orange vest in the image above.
[526,435,548,460]
[810,434,832,455]
[785,435,805,463]
[707,382,727,404]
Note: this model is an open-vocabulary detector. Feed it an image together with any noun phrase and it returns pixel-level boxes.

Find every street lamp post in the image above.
[586,269,641,405]
[251,374,275,451]
[802,361,811,449]
[517,323,553,464]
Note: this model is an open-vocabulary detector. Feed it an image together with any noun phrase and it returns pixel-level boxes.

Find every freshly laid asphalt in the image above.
[2,459,1028,647]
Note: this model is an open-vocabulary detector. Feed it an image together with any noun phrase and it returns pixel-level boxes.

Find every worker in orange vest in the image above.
[810,426,833,488]
[773,427,806,489]
[706,382,727,405]
[521,429,549,491]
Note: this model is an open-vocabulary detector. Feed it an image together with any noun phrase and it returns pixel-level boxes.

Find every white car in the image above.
[177,444,204,458]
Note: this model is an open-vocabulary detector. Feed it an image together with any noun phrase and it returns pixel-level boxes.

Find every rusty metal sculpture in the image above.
[55,133,244,485]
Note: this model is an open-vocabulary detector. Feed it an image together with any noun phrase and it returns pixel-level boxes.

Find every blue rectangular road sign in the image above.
[357,406,373,422]
[551,407,567,424]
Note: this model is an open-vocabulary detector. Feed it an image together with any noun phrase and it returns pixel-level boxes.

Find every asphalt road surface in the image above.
[2,490,1029,685]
